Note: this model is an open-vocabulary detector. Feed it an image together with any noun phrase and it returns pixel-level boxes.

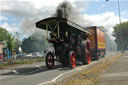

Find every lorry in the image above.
[87,26,106,60]
[36,17,106,69]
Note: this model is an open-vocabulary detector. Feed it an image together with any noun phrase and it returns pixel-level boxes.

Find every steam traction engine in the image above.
[36,17,92,69]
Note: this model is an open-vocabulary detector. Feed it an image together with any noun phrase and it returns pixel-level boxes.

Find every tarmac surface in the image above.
[97,51,128,85]
[0,51,118,85]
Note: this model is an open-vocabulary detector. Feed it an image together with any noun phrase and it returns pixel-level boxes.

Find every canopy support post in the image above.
[57,22,60,38]
[46,24,48,40]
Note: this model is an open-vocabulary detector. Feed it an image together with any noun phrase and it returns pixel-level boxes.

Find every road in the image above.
[0,51,117,85]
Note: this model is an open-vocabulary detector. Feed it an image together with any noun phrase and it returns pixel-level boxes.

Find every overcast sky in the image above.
[0,0,128,40]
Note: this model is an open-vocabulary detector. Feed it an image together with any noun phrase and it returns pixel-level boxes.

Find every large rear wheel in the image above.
[69,51,76,69]
[81,40,91,64]
[46,52,54,69]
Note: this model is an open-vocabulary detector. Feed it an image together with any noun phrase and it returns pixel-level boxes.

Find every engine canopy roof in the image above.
[36,17,90,34]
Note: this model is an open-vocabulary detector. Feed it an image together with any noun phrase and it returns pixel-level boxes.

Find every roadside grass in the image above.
[0,58,45,69]
[0,63,9,68]
[55,53,123,85]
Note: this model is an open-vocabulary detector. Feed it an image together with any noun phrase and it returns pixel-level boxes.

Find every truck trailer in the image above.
[36,17,106,69]
[87,26,106,60]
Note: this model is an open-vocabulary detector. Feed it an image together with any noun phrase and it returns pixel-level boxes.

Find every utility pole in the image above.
[117,0,124,53]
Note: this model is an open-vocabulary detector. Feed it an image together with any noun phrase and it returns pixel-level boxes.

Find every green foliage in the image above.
[0,27,8,41]
[0,27,15,51]
[6,33,14,51]
[113,22,128,50]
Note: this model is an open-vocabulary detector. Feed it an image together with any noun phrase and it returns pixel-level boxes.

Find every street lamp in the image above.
[106,0,124,52]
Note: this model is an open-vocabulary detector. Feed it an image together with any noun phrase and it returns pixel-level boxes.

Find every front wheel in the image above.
[45,52,54,69]
[69,51,76,69]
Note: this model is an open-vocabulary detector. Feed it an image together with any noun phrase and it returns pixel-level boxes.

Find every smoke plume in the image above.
[55,1,72,18]
[54,1,92,27]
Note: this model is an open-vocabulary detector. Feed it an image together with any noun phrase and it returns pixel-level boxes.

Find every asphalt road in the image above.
[0,51,117,85]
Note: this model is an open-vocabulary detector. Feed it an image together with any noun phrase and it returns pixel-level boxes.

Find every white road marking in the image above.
[52,74,63,82]
[35,65,42,69]
[12,70,19,74]
[35,65,40,68]
[37,69,75,85]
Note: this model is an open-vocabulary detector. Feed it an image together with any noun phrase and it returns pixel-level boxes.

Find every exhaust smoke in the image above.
[55,1,72,18]
[54,1,92,27]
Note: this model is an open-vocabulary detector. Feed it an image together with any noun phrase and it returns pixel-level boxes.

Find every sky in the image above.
[0,0,128,40]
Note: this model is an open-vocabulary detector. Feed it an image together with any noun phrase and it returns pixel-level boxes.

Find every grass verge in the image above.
[54,53,123,85]
[0,58,44,69]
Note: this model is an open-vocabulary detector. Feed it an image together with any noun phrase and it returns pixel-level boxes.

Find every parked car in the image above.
[25,53,33,58]
[15,53,25,59]
[33,52,44,57]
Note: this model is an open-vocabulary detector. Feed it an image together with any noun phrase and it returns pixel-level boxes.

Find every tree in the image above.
[6,33,14,52]
[0,27,15,54]
[0,27,8,41]
[113,21,128,50]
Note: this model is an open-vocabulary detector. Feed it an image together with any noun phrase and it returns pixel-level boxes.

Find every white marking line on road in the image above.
[12,70,19,74]
[52,74,63,82]
[35,65,42,69]
[35,65,40,68]
[37,70,75,85]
